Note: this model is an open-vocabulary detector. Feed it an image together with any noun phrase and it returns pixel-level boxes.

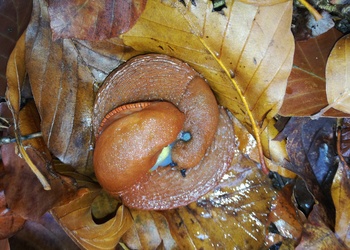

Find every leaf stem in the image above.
[199,38,269,174]
[298,0,323,21]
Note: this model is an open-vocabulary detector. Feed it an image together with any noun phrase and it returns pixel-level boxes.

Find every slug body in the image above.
[93,54,235,210]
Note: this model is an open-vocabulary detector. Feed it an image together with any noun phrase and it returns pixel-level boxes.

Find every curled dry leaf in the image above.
[51,185,133,250]
[325,34,350,114]
[47,0,147,41]
[331,161,350,247]
[279,28,347,117]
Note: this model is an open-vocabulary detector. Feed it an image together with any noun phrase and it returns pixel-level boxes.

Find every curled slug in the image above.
[93,54,235,210]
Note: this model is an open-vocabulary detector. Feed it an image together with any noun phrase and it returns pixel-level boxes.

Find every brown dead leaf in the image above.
[5,32,26,117]
[279,28,347,117]
[160,154,276,249]
[0,0,32,97]
[8,212,79,250]
[268,184,304,245]
[52,185,133,250]
[24,0,139,174]
[122,210,177,249]
[283,117,337,227]
[1,101,77,220]
[296,204,347,250]
[47,0,147,41]
[340,118,350,158]
[0,191,25,239]
[325,34,350,114]
[332,161,350,247]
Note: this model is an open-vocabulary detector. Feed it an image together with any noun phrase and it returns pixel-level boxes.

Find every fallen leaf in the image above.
[8,212,79,250]
[279,28,346,117]
[268,184,304,244]
[47,0,147,41]
[0,0,32,97]
[121,0,294,169]
[332,161,350,247]
[0,191,25,239]
[325,34,350,114]
[24,0,139,174]
[51,186,133,250]
[296,204,347,250]
[1,101,77,220]
[5,32,26,117]
[160,154,276,249]
[340,118,350,158]
[283,117,337,227]
[122,210,177,249]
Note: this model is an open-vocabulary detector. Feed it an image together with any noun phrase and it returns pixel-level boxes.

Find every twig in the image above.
[0,132,43,145]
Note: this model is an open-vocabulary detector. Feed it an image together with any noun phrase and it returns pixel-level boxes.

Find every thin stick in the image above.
[0,132,43,145]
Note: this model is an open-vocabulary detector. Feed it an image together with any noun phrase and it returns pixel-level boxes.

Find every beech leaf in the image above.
[325,34,350,114]
[122,210,177,249]
[160,154,276,249]
[121,0,294,171]
[25,0,140,173]
[51,185,133,250]
[47,0,147,41]
[279,28,347,117]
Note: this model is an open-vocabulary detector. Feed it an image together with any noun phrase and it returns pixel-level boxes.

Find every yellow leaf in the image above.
[161,154,276,249]
[5,32,26,116]
[122,0,294,170]
[326,34,350,114]
[51,184,133,250]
